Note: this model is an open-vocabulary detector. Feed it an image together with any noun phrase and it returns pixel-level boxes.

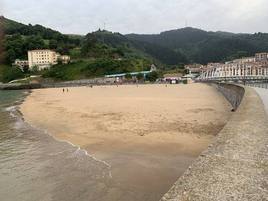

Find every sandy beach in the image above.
[20,83,231,201]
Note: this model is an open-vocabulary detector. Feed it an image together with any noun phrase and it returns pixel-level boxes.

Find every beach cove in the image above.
[20,83,231,201]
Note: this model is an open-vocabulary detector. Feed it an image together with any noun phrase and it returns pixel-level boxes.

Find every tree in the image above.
[31,65,39,73]
[0,17,4,64]
[136,73,144,81]
[25,35,46,50]
[125,73,132,80]
[6,49,16,64]
[2,66,24,83]
[4,34,24,63]
[49,39,58,49]
[146,71,159,82]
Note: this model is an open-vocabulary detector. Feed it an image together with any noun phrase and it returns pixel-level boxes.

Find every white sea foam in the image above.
[25,121,113,178]
[5,102,113,178]
[13,120,25,130]
[5,106,17,112]
[5,106,25,130]
[4,106,19,123]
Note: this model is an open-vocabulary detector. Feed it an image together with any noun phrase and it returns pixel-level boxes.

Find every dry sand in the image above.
[20,83,231,201]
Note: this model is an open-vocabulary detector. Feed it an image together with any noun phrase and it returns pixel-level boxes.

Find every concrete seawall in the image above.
[216,83,245,111]
[161,84,268,201]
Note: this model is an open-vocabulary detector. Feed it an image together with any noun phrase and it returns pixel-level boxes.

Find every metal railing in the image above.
[246,82,268,89]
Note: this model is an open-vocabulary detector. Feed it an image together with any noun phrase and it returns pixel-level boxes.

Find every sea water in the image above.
[0,90,113,201]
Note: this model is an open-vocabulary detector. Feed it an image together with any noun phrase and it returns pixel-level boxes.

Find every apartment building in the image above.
[255,52,268,62]
[231,57,255,64]
[28,50,70,70]
[199,60,268,80]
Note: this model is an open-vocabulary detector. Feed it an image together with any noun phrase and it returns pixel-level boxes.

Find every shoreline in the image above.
[0,81,168,90]
[19,84,231,201]
[24,116,113,172]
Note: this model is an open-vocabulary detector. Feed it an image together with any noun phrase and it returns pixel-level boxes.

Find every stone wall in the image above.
[160,85,268,201]
[216,83,245,111]
[0,83,42,90]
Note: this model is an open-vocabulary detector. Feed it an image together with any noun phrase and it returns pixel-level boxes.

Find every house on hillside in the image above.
[14,49,71,71]
[13,59,29,71]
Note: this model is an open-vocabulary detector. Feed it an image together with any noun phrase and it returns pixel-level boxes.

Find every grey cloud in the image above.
[1,0,268,34]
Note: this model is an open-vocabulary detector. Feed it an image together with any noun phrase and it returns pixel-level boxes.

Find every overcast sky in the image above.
[1,0,268,35]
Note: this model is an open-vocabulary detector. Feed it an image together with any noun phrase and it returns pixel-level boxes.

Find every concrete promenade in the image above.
[254,87,268,113]
[161,86,268,201]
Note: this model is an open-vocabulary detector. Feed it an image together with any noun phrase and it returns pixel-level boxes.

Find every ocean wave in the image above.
[4,105,20,119]
[23,119,113,178]
[4,100,113,178]
[4,105,17,112]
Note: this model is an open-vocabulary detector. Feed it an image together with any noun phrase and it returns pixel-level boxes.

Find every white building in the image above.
[14,59,29,71]
[199,61,268,80]
[185,64,204,75]
[198,53,268,81]
[231,57,255,64]
[27,50,70,70]
[255,53,268,62]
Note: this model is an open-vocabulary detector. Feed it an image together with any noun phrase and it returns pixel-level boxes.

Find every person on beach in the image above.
[63,88,65,93]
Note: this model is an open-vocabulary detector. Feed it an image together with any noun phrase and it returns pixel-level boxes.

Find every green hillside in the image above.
[2,16,268,83]
[1,16,81,64]
[127,27,268,64]
[78,30,187,66]
[0,17,155,82]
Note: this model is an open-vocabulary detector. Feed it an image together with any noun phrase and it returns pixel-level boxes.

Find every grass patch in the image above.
[0,65,25,83]
[42,58,151,81]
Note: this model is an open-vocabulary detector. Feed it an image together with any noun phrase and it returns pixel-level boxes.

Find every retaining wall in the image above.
[161,84,268,201]
[216,83,245,111]
[0,83,41,90]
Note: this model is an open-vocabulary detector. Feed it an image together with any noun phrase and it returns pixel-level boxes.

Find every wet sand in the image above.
[20,84,231,201]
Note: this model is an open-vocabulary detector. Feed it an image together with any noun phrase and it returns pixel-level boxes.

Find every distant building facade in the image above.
[14,59,29,71]
[231,57,255,64]
[163,73,182,84]
[185,64,204,75]
[60,55,71,64]
[255,53,268,62]
[198,53,268,80]
[27,49,70,70]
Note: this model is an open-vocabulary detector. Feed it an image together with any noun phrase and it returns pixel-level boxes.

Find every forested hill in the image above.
[126,27,268,64]
[2,16,268,67]
[1,16,187,66]
[0,17,4,64]
[82,30,188,65]
[1,16,81,64]
[0,17,162,82]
